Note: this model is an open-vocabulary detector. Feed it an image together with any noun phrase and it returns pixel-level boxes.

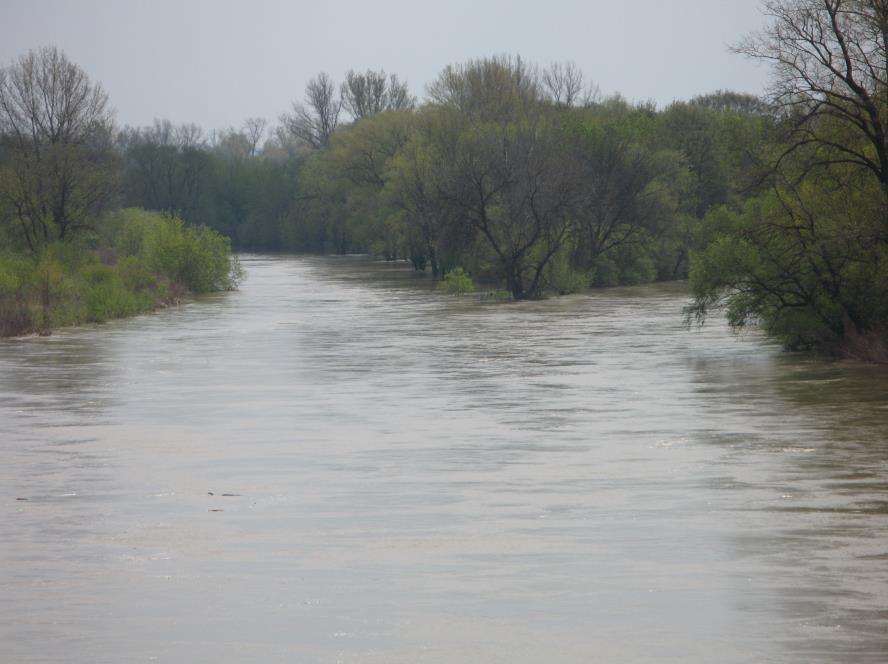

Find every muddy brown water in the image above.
[1,255,887,663]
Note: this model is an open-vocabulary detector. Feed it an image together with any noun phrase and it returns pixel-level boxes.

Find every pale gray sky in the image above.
[3,0,769,131]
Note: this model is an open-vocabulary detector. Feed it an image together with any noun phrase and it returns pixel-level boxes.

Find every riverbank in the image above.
[0,208,240,338]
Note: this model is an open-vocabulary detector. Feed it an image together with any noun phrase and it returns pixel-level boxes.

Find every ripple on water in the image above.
[1,255,887,664]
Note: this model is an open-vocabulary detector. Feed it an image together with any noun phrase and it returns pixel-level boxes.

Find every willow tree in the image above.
[0,47,116,252]
[690,0,888,358]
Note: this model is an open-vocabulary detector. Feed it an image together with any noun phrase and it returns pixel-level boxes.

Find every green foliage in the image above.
[689,173,888,355]
[0,252,34,336]
[588,242,657,287]
[84,274,149,322]
[107,208,239,293]
[544,246,590,294]
[0,207,239,337]
[118,121,306,252]
[439,267,475,294]
[107,57,786,301]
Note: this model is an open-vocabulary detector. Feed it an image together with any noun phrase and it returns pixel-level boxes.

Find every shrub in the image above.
[545,248,590,294]
[84,276,148,322]
[440,267,475,294]
[109,208,238,293]
[0,207,239,337]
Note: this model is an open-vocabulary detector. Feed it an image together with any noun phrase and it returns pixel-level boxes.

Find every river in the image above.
[1,255,887,663]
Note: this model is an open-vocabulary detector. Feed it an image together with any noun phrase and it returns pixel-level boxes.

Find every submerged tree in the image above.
[425,58,578,298]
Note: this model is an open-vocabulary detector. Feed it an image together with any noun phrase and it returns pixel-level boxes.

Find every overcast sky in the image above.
[3,0,770,132]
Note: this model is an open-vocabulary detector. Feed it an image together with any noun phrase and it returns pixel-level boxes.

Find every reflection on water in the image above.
[1,255,886,663]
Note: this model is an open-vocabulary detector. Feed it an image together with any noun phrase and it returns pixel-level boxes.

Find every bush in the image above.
[545,248,590,294]
[590,244,657,287]
[440,267,475,294]
[590,256,620,287]
[84,275,149,322]
[0,207,240,337]
[108,208,239,293]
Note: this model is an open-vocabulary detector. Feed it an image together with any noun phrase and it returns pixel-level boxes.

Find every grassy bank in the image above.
[0,208,240,337]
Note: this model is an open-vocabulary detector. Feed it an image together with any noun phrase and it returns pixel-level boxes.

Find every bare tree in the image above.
[341,69,388,120]
[0,46,116,250]
[386,74,416,112]
[340,69,417,120]
[175,123,204,148]
[542,61,598,107]
[242,117,267,156]
[281,73,341,149]
[737,0,888,187]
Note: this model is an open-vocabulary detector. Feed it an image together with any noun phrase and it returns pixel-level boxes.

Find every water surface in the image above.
[2,255,887,663]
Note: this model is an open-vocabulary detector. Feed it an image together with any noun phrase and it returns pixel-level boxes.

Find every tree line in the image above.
[2,0,887,359]
[110,58,772,300]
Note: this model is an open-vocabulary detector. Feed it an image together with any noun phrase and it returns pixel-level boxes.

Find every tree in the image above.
[452,114,576,299]
[385,109,473,275]
[385,74,416,113]
[118,120,210,223]
[569,123,666,268]
[242,117,267,157]
[301,110,413,255]
[0,47,116,252]
[426,58,577,298]
[689,165,888,353]
[342,69,387,120]
[690,90,772,116]
[542,61,598,107]
[737,0,888,188]
[427,55,542,119]
[281,73,341,149]
[340,69,416,121]
[689,0,888,358]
